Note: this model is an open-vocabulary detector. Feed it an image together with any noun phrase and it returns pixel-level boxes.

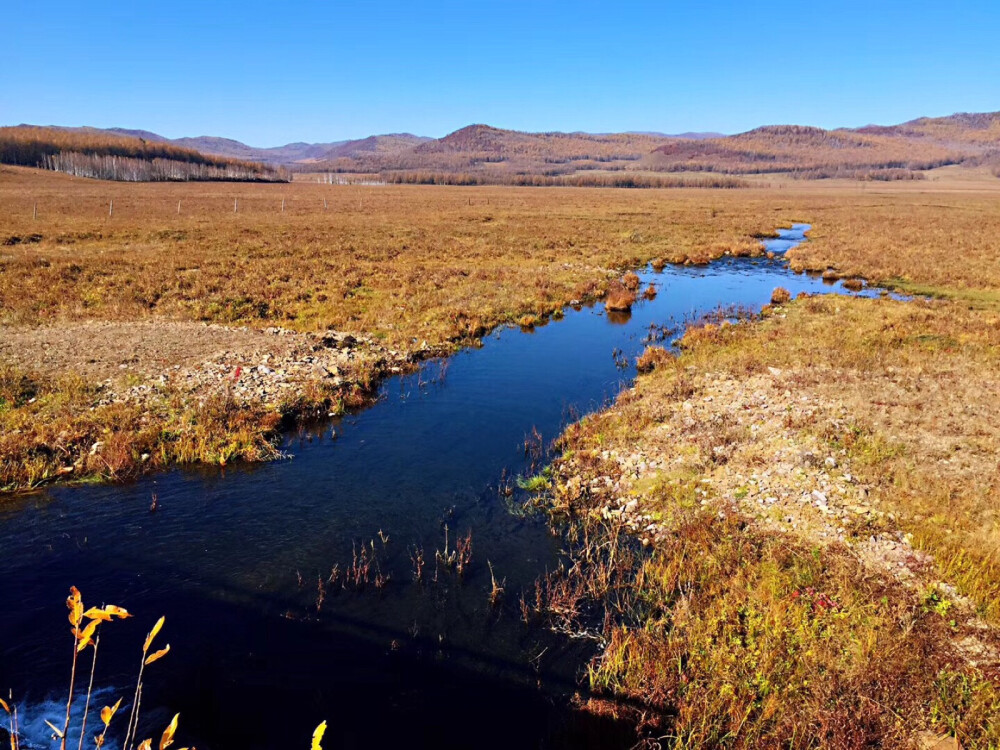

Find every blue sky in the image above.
[2,1,998,146]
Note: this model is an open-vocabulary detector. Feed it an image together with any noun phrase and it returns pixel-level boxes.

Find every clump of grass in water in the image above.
[523,426,545,475]
[487,560,506,607]
[604,281,636,312]
[435,524,473,576]
[409,544,426,583]
[770,286,791,304]
[635,345,671,374]
[516,472,551,493]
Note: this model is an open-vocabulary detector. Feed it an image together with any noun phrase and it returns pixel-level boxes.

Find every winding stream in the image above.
[1,225,885,749]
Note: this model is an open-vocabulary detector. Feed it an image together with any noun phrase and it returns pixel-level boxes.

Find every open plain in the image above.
[2,163,1000,747]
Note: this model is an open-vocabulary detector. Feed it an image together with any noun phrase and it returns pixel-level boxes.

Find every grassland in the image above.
[526,184,1000,746]
[2,163,1000,743]
[2,166,999,495]
[0,165,778,490]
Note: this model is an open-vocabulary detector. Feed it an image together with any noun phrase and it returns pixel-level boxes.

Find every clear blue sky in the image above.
[2,0,998,146]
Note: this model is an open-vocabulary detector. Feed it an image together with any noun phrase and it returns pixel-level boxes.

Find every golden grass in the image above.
[0,166,782,491]
[537,291,1000,746]
[3,164,1000,744]
[2,166,1000,495]
[0,361,316,491]
[677,295,1000,622]
[586,511,997,748]
[0,166,773,341]
[785,190,1000,298]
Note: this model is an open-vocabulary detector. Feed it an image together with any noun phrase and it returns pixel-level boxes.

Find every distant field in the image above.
[0,165,778,343]
[3,166,999,340]
[2,165,1000,493]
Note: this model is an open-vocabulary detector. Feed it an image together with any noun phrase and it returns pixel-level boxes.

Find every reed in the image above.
[487,560,506,606]
[0,588,186,750]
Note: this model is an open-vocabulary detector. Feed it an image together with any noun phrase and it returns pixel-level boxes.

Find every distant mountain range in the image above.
[25,125,726,167]
[7,112,1000,182]
[645,114,1000,177]
[99,129,432,165]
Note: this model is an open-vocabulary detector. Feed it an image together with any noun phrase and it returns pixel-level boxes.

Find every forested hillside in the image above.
[0,126,288,182]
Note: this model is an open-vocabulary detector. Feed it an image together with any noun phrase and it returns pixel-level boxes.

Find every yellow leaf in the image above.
[76,619,100,651]
[159,713,179,750]
[144,644,171,666]
[312,720,327,750]
[0,696,9,713]
[103,604,132,619]
[143,616,165,653]
[83,607,112,622]
[67,587,83,627]
[44,719,65,738]
[138,740,152,750]
[100,697,122,727]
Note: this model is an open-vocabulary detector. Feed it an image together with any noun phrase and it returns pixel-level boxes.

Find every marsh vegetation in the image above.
[2,165,1000,747]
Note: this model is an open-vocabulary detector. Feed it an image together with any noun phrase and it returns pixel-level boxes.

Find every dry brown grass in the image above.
[784,188,1000,300]
[0,362,292,491]
[0,166,773,342]
[517,176,1000,745]
[0,166,784,491]
[536,291,1000,746]
[4,163,1000,743]
[605,281,637,312]
[769,286,791,304]
[3,167,1000,494]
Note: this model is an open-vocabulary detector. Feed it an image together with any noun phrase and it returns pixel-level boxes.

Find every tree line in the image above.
[0,126,287,182]
[380,171,748,188]
[41,152,287,182]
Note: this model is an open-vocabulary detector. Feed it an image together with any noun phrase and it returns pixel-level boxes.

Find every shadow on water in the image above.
[1,225,892,748]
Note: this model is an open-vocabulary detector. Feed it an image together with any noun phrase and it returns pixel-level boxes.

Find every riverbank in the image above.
[0,321,434,490]
[1,167,787,492]
[4,169,1000,493]
[3,169,1000,744]
[534,293,1000,746]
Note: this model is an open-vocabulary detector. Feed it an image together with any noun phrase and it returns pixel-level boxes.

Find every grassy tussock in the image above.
[605,281,637,312]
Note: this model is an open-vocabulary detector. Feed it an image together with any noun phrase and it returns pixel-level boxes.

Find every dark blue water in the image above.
[0,225,885,749]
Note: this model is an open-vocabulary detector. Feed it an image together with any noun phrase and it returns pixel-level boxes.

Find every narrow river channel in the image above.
[1,225,885,749]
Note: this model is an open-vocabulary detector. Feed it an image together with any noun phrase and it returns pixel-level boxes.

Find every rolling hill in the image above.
[4,112,999,183]
[644,113,1000,178]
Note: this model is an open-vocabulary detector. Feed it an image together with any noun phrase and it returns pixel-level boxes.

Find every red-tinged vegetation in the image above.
[604,282,636,312]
